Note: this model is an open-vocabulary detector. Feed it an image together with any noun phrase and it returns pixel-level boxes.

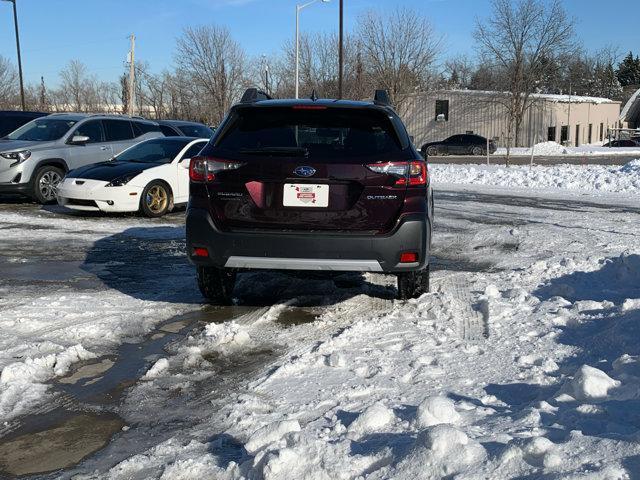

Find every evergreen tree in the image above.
[38,76,49,111]
[616,52,640,87]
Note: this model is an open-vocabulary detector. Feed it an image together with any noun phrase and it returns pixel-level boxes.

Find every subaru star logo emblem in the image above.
[294,166,316,177]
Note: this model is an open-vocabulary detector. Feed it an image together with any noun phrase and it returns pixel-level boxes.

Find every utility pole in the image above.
[128,34,135,116]
[2,0,25,110]
[338,0,343,99]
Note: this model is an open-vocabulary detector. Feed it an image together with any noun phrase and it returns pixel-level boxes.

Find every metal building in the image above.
[401,90,622,148]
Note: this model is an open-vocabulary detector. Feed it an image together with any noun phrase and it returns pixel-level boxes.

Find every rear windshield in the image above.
[177,124,214,138]
[213,107,403,158]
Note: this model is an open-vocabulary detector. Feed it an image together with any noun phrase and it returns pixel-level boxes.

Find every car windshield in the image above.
[177,124,214,138]
[5,118,77,141]
[214,107,403,159]
[115,138,191,163]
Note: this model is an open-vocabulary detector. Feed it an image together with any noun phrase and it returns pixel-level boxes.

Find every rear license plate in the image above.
[283,184,329,208]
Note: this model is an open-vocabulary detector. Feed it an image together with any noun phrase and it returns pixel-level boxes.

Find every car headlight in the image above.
[105,173,140,187]
[0,150,31,164]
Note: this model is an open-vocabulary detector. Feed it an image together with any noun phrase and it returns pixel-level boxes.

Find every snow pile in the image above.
[415,396,461,427]
[494,142,640,156]
[244,420,301,455]
[0,344,95,419]
[347,402,395,438]
[561,365,620,401]
[143,358,170,380]
[431,160,640,194]
[392,425,486,478]
[537,253,640,303]
[525,141,568,156]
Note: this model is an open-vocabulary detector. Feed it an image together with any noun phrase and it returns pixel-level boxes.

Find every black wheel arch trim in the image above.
[33,158,69,173]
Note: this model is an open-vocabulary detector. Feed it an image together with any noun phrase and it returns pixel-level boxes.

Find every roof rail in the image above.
[241,88,272,103]
[373,89,391,106]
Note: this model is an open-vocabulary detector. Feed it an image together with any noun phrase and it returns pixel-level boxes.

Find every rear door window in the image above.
[73,120,104,143]
[159,124,179,136]
[132,121,161,137]
[103,120,134,142]
[212,107,404,159]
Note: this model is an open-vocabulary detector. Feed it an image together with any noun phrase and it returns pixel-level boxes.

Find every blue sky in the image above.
[0,0,637,88]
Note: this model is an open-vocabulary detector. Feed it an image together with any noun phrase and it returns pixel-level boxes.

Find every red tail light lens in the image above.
[193,247,209,258]
[400,252,418,263]
[366,161,427,186]
[189,156,245,183]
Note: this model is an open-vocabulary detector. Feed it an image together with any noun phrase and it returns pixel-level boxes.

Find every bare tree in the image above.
[474,0,575,161]
[57,60,95,112]
[0,56,18,108]
[176,25,247,124]
[357,7,443,108]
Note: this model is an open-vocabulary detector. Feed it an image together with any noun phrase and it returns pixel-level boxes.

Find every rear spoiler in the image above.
[240,88,272,103]
[374,89,391,106]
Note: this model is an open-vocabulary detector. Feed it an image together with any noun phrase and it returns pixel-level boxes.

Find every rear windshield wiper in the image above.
[239,147,309,157]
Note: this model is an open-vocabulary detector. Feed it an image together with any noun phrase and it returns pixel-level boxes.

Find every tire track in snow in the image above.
[439,274,488,341]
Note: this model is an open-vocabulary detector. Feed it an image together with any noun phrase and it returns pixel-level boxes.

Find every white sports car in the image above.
[57,137,207,217]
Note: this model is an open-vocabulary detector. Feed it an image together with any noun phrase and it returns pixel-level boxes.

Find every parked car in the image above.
[602,139,640,147]
[57,137,207,217]
[0,110,48,137]
[186,88,433,303]
[156,120,215,138]
[0,114,163,203]
[421,134,496,157]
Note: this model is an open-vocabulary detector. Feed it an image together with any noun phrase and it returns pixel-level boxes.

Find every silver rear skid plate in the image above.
[224,256,383,272]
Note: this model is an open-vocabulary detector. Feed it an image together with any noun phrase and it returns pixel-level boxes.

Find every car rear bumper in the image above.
[186,207,430,273]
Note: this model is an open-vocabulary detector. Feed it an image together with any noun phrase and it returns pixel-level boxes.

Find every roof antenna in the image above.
[310,89,318,102]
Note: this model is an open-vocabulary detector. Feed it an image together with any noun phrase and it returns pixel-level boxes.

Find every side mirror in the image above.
[69,135,90,145]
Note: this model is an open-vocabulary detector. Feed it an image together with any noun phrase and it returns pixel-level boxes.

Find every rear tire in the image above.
[32,165,64,204]
[197,266,236,304]
[426,146,438,157]
[397,265,430,300]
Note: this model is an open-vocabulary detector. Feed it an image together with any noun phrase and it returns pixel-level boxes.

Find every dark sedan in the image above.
[0,110,48,137]
[421,134,496,157]
[602,139,640,147]
[157,120,215,138]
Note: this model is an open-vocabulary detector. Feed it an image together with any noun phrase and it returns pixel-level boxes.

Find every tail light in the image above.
[189,156,245,182]
[366,161,427,186]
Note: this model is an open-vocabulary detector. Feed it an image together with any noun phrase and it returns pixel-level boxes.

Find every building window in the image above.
[575,124,580,147]
[599,123,604,141]
[435,100,449,121]
[547,126,556,142]
[588,124,592,144]
[560,126,568,144]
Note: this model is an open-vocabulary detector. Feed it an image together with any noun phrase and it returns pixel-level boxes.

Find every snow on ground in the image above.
[0,207,202,422]
[431,159,640,195]
[495,141,640,156]
[68,183,640,479]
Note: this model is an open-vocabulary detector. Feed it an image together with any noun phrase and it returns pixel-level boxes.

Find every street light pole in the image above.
[295,0,330,99]
[2,0,25,110]
[338,0,343,99]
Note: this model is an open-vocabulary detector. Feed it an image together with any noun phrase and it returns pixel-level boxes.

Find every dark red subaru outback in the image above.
[186,89,433,303]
